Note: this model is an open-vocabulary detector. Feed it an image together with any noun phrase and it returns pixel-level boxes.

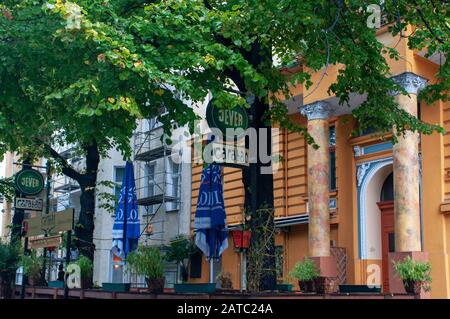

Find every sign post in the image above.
[14,162,46,299]
[64,210,75,300]
[205,96,252,290]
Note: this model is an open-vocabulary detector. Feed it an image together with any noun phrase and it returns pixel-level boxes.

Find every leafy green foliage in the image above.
[165,235,197,282]
[393,256,432,288]
[70,255,93,278]
[126,246,165,280]
[165,235,197,264]
[289,257,320,282]
[0,241,21,281]
[20,249,44,281]
[0,177,15,203]
[0,1,447,158]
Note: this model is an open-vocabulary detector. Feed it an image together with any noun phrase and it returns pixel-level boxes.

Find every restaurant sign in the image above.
[29,235,62,249]
[15,169,44,195]
[23,208,74,237]
[15,197,44,211]
[206,99,249,139]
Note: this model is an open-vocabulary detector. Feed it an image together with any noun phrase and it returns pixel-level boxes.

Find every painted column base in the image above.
[311,256,338,293]
[388,251,430,298]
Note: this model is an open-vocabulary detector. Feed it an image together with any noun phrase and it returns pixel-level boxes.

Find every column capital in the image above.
[391,72,427,95]
[299,101,334,120]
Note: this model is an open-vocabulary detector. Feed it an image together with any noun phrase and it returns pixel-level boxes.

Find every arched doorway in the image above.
[357,158,393,289]
[377,172,394,293]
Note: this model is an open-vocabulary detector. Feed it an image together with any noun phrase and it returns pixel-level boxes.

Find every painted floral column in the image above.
[300,101,333,257]
[391,72,427,252]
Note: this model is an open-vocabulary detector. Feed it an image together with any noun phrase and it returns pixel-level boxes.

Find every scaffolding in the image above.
[132,119,182,287]
[133,120,182,247]
[50,144,82,212]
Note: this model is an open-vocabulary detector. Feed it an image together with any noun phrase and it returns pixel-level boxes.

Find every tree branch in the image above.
[45,144,83,182]
[413,0,445,44]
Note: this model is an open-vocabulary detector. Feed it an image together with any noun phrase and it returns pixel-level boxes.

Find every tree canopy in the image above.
[0,0,448,157]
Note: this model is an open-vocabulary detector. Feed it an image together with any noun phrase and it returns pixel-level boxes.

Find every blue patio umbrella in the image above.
[112,161,140,260]
[194,162,228,283]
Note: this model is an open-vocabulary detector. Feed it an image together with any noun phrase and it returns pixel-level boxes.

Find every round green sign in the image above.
[206,99,249,139]
[15,169,44,195]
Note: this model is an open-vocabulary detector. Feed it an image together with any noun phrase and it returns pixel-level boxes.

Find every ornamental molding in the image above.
[299,101,334,120]
[353,146,362,157]
[356,163,370,187]
[390,72,427,95]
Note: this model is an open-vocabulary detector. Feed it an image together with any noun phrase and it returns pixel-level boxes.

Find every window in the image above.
[110,253,124,283]
[144,163,156,214]
[145,163,156,198]
[166,157,180,211]
[329,126,336,191]
[114,166,125,200]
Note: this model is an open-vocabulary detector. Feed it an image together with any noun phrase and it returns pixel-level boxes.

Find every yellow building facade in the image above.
[190,26,450,298]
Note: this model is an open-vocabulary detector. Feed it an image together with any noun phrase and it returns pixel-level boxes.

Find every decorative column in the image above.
[300,101,333,257]
[391,72,427,252]
[300,101,338,293]
[389,72,429,297]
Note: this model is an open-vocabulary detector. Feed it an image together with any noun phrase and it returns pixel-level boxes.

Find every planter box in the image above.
[174,283,216,294]
[276,284,293,292]
[339,285,381,293]
[231,230,251,249]
[48,281,64,288]
[102,283,131,293]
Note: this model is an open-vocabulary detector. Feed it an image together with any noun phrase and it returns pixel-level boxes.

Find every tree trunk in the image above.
[74,143,100,263]
[225,41,276,291]
[243,97,276,292]
[47,142,99,269]
[75,183,96,261]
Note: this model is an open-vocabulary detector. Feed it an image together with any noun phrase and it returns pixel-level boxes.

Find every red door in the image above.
[377,200,394,293]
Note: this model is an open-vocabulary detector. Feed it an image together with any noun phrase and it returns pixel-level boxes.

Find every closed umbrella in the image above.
[112,161,140,261]
[194,162,228,283]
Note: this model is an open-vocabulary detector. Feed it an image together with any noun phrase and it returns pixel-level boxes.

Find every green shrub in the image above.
[393,256,432,290]
[289,257,320,281]
[0,241,21,281]
[20,250,43,281]
[126,246,164,280]
[164,236,197,282]
[72,255,93,278]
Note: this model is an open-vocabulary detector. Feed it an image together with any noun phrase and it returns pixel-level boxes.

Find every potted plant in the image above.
[75,255,93,289]
[230,228,252,250]
[165,235,197,283]
[216,272,233,290]
[0,241,21,298]
[289,257,320,293]
[126,246,165,293]
[20,249,44,287]
[48,263,65,288]
[393,256,432,294]
[276,281,294,292]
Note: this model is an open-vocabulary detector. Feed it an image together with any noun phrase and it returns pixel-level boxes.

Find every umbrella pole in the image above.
[209,259,214,284]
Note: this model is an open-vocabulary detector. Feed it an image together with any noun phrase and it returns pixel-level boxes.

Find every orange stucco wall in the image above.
[189,25,450,298]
